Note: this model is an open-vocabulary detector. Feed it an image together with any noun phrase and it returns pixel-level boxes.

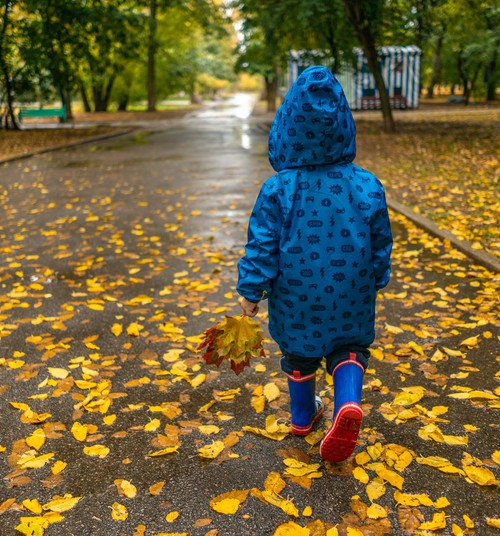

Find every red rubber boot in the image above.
[320,355,364,462]
[286,371,325,436]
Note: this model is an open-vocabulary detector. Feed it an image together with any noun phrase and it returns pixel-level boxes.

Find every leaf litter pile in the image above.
[356,113,499,258]
[0,119,499,536]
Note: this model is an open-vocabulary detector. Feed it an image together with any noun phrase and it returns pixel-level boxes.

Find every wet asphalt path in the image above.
[0,95,499,535]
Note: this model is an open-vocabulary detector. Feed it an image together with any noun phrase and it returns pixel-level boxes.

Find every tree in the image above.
[233,0,293,112]
[147,0,158,111]
[342,0,395,132]
[145,0,226,111]
[0,1,18,128]
[426,0,497,103]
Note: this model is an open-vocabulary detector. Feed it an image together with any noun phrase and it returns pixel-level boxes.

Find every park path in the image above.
[0,98,499,535]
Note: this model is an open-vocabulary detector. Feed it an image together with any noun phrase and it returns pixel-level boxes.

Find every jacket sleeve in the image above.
[371,190,393,290]
[237,180,281,302]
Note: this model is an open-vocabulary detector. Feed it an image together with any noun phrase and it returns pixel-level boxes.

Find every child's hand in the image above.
[240,297,259,317]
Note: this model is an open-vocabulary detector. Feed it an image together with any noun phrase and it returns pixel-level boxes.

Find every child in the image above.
[237,66,392,463]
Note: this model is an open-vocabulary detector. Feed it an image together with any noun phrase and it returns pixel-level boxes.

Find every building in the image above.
[288,46,422,110]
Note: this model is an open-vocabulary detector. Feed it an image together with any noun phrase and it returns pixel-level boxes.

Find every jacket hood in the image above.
[268,66,356,172]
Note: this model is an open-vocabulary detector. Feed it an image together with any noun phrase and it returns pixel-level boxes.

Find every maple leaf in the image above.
[197,315,265,375]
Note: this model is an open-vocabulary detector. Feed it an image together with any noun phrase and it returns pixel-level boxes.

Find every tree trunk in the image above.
[147,0,157,112]
[485,56,497,102]
[0,1,18,129]
[265,73,278,113]
[343,0,395,132]
[93,84,107,112]
[60,88,73,121]
[104,74,116,110]
[80,83,92,112]
[426,31,444,99]
[457,54,469,105]
[117,93,129,111]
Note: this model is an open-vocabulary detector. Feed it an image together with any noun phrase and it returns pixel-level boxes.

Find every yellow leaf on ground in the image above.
[305,428,324,446]
[408,341,425,355]
[486,518,500,529]
[103,414,116,425]
[18,452,55,469]
[449,390,498,400]
[393,386,425,406]
[111,502,128,521]
[374,465,404,490]
[127,323,143,337]
[144,419,160,432]
[71,422,88,442]
[443,347,466,358]
[419,511,446,530]
[462,464,499,486]
[198,440,225,459]
[166,511,179,522]
[74,380,97,390]
[460,336,478,348]
[355,451,371,466]
[273,521,311,535]
[352,467,369,484]
[251,394,266,413]
[434,497,450,509]
[26,428,46,450]
[463,515,474,529]
[198,425,220,435]
[51,461,67,475]
[83,445,109,458]
[243,423,290,441]
[209,490,249,515]
[44,512,65,523]
[149,481,165,496]
[114,479,137,498]
[190,373,206,388]
[43,496,81,512]
[283,458,322,479]
[366,503,388,519]
[111,323,123,336]
[16,517,50,534]
[385,323,404,334]
[23,499,43,514]
[366,479,386,502]
[263,382,280,402]
[264,472,286,495]
[148,445,180,457]
[394,490,434,507]
[418,423,445,442]
[48,367,69,379]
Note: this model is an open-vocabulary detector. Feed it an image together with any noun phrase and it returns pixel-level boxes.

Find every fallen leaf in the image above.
[83,445,110,458]
[111,502,128,520]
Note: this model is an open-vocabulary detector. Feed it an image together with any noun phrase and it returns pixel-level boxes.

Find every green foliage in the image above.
[233,0,497,102]
[1,0,234,118]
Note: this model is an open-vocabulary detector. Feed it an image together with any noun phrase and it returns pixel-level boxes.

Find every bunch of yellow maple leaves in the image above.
[197,315,266,374]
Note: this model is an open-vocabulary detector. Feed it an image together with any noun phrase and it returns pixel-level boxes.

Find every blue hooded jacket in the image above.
[237,66,392,358]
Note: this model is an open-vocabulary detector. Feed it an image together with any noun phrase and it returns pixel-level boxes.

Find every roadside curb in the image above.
[0,127,135,165]
[387,198,499,273]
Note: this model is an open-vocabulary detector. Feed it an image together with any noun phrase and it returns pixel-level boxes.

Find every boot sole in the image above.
[291,402,325,436]
[320,402,363,462]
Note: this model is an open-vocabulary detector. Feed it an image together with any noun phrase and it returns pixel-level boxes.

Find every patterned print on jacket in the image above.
[237,66,393,358]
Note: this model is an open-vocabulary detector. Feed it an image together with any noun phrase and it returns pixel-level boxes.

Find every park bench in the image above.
[18,106,67,122]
